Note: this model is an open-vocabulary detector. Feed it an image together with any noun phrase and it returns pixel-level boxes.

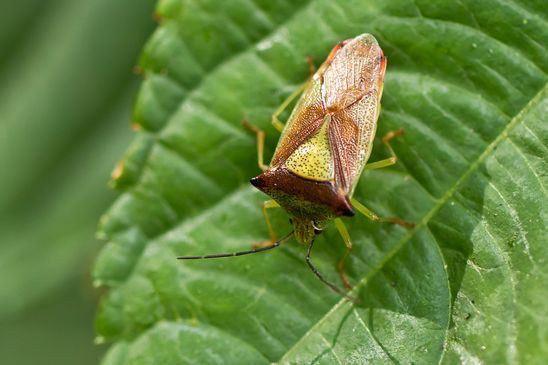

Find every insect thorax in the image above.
[251,167,354,226]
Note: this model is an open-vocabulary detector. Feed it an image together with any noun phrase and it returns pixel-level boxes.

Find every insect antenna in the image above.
[305,238,357,303]
[176,232,294,260]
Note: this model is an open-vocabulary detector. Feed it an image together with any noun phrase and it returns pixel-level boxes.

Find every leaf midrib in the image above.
[105,1,548,359]
[278,81,548,362]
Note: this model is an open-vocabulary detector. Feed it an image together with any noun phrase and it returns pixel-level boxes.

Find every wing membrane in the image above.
[329,91,379,193]
[271,34,385,196]
[323,34,383,111]
[270,77,325,167]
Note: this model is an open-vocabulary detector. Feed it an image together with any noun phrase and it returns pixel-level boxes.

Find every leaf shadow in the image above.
[327,176,482,362]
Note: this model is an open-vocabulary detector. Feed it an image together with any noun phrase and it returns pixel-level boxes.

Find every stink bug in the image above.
[178,33,414,301]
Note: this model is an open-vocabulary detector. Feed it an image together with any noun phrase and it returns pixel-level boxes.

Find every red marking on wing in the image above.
[328,110,361,193]
[270,103,325,167]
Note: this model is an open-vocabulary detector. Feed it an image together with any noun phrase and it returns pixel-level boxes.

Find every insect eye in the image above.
[311,221,323,233]
[289,218,293,224]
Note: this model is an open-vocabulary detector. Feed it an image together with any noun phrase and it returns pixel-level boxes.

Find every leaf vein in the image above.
[279,81,548,361]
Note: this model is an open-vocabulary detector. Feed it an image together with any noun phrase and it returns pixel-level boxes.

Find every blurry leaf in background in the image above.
[96,0,547,364]
[0,0,155,364]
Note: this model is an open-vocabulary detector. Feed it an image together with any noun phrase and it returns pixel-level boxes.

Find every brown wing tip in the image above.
[339,196,355,217]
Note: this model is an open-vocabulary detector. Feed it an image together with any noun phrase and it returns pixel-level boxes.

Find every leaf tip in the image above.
[97,215,110,238]
[152,12,165,24]
[132,65,144,75]
[131,122,143,131]
[110,160,125,183]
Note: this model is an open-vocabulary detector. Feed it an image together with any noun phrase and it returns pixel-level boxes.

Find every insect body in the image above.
[252,33,387,244]
[178,34,413,300]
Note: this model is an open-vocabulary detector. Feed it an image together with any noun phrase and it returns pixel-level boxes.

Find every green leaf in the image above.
[95,0,548,363]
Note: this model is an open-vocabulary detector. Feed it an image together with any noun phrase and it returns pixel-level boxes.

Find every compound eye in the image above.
[289,218,293,224]
[312,221,322,234]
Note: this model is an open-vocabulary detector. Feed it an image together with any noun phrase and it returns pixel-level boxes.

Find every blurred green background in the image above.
[0,0,155,364]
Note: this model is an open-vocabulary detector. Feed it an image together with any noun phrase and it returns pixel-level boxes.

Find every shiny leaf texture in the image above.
[95,0,548,364]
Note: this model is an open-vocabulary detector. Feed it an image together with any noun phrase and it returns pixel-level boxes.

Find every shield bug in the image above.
[178,33,413,301]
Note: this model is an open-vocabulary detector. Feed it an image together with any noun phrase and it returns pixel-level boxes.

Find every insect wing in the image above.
[329,94,380,193]
[323,34,386,195]
[323,34,384,111]
[270,76,325,168]
[270,33,386,196]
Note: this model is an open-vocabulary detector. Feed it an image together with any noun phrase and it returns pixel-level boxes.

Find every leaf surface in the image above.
[95,0,548,363]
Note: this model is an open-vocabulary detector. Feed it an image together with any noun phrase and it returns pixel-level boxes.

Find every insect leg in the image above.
[306,55,316,77]
[334,218,353,291]
[365,128,405,170]
[177,232,293,260]
[271,80,310,133]
[351,198,415,228]
[305,238,356,302]
[252,200,281,249]
[242,119,268,171]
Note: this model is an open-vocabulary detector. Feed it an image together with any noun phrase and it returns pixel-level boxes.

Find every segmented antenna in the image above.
[176,232,293,260]
[177,232,356,303]
[305,238,357,303]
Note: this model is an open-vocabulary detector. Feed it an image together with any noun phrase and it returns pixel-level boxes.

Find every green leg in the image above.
[252,200,281,249]
[271,81,308,133]
[242,119,268,171]
[271,57,315,133]
[358,128,414,228]
[334,218,353,291]
[351,198,415,228]
[306,55,316,78]
[243,60,314,166]
[365,128,405,170]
